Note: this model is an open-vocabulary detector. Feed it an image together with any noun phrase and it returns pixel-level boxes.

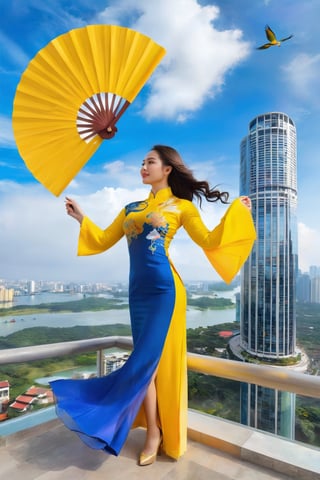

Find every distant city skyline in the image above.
[1,261,320,289]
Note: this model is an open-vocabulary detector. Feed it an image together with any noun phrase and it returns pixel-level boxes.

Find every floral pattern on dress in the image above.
[123,219,143,244]
[124,195,180,253]
[145,211,169,254]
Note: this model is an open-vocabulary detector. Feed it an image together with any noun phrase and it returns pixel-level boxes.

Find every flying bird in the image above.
[257,25,293,50]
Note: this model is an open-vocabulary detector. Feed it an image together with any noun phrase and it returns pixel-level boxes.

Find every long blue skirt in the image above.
[50,240,175,455]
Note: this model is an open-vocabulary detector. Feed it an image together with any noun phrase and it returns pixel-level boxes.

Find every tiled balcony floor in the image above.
[0,420,296,480]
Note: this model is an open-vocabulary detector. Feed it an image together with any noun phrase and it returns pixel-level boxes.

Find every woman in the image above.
[50,145,255,465]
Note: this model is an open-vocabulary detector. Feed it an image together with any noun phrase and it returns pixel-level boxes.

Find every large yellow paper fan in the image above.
[12,25,166,196]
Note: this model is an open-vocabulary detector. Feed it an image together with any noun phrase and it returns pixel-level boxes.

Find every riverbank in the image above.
[0,297,235,318]
[0,306,236,339]
[0,296,128,317]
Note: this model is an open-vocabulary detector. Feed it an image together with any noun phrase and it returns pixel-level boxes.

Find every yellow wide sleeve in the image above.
[182,198,256,284]
[78,209,125,256]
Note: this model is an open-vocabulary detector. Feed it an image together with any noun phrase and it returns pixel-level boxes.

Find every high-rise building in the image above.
[240,112,298,359]
[309,265,320,279]
[0,286,14,303]
[311,276,320,303]
[296,271,311,303]
[28,280,36,295]
[238,112,298,439]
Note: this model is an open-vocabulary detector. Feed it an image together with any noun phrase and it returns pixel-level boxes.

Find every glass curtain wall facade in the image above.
[240,384,296,438]
[239,112,298,439]
[240,112,298,359]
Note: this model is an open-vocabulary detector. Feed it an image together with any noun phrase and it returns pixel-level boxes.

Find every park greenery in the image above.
[187,296,234,309]
[0,296,128,317]
[0,298,320,447]
[0,293,234,318]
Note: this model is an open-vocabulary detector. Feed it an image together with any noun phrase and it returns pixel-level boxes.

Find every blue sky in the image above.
[0,0,319,283]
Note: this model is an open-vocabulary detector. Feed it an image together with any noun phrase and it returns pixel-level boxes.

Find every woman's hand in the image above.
[240,196,252,210]
[65,197,85,224]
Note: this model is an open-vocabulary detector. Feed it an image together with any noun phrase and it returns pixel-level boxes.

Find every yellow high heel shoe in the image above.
[139,431,163,466]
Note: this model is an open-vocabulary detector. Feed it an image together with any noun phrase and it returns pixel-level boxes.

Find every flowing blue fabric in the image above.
[50,207,175,455]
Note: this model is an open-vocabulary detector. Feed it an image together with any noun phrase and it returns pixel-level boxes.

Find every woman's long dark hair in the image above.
[152,145,229,206]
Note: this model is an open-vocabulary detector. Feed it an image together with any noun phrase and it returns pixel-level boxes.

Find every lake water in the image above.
[0,292,110,307]
[0,306,236,337]
[0,291,237,337]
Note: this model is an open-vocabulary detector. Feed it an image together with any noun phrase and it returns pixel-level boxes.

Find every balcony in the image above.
[1,337,320,480]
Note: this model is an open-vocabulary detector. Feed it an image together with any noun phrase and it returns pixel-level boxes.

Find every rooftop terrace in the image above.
[2,411,320,480]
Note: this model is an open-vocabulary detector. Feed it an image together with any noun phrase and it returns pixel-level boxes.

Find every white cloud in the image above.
[0,185,134,283]
[0,115,15,148]
[64,155,145,195]
[66,162,142,195]
[0,182,229,283]
[298,222,320,272]
[96,0,250,121]
[102,161,142,189]
[283,53,320,109]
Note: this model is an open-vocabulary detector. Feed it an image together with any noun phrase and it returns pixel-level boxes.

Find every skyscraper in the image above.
[296,271,311,303]
[238,112,298,439]
[240,112,298,359]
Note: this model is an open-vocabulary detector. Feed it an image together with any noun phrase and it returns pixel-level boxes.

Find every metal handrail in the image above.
[0,336,133,364]
[1,336,320,399]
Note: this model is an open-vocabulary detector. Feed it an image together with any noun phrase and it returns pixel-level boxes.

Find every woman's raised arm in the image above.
[65,196,85,224]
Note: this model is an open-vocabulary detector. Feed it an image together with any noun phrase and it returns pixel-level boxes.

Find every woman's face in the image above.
[140,150,171,187]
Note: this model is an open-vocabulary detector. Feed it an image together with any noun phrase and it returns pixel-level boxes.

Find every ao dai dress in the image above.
[50,187,256,459]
